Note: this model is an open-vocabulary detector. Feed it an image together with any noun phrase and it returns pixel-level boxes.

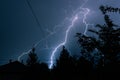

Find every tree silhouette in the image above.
[26,47,39,66]
[76,56,93,80]
[25,47,50,80]
[76,7,120,66]
[52,46,76,80]
[55,46,71,71]
[76,6,120,80]
[100,5,120,14]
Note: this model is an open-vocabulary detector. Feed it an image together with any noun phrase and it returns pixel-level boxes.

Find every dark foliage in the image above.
[26,47,39,66]
[76,6,120,80]
[100,5,120,14]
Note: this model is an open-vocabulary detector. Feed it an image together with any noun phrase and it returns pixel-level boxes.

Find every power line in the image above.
[25,0,44,32]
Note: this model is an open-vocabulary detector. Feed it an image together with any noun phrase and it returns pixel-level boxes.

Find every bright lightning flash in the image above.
[49,5,92,68]
[18,0,93,69]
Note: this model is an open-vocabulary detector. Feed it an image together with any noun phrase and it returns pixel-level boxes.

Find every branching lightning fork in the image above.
[49,0,93,69]
[18,0,93,69]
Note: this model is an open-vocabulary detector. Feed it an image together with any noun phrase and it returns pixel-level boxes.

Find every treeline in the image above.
[0,5,120,80]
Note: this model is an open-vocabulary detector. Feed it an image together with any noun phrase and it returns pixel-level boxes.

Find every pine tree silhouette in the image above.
[76,6,120,79]
[52,46,76,80]
[76,7,120,79]
[27,47,39,66]
[76,8,120,66]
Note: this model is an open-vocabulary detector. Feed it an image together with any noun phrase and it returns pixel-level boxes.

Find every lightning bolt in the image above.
[18,32,56,61]
[18,0,93,69]
[49,15,78,68]
[49,0,92,69]
[18,0,56,61]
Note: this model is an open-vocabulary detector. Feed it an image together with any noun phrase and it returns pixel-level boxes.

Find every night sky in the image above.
[0,0,120,66]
